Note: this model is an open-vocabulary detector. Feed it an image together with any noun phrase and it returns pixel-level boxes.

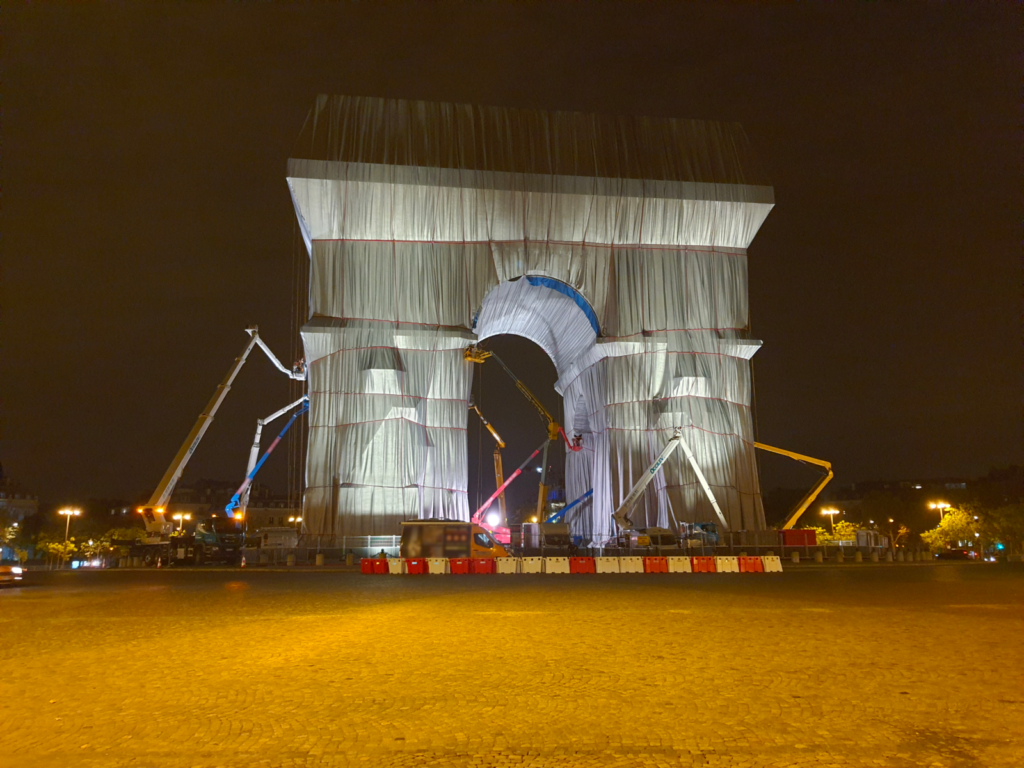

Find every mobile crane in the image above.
[130,327,304,565]
[464,345,582,522]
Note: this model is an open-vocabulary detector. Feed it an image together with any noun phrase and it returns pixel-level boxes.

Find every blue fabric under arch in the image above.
[524,276,601,335]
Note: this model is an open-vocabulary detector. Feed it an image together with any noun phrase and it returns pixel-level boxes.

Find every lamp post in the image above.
[821,508,840,536]
[171,513,192,531]
[58,508,81,569]
[929,501,951,520]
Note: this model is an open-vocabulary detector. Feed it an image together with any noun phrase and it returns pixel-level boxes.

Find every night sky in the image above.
[4,4,1020,509]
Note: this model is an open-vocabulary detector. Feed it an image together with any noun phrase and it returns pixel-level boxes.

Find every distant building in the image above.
[0,466,38,523]
[167,479,301,531]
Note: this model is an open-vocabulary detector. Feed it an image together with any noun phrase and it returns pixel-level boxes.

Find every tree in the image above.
[920,508,978,552]
[982,503,1024,555]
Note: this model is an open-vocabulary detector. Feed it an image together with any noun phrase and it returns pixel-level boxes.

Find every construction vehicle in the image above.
[469,401,507,526]
[399,520,510,559]
[611,429,730,535]
[225,396,309,518]
[753,442,833,529]
[130,327,303,566]
[464,345,583,522]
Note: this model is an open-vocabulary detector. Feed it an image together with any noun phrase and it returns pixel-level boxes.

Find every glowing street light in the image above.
[57,508,82,569]
[171,512,192,531]
[821,508,841,535]
[58,508,82,543]
[929,501,951,520]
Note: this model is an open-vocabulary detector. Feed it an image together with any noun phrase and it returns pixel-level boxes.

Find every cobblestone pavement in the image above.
[1,564,1022,768]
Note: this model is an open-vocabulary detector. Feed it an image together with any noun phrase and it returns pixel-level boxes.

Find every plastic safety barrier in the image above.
[762,555,784,573]
[738,556,764,573]
[715,556,740,573]
[405,558,427,575]
[426,558,448,575]
[495,557,520,574]
[666,556,692,573]
[644,556,669,573]
[470,558,495,574]
[449,558,470,575]
[691,556,716,573]
[569,557,596,574]
[619,556,644,574]
[387,558,404,574]
[595,557,620,574]
[544,557,571,574]
[372,559,389,575]
[521,557,544,574]
[360,558,376,574]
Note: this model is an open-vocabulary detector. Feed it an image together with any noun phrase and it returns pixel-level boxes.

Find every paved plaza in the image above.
[1,564,1022,768]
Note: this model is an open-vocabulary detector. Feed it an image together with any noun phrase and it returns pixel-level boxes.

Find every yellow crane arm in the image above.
[754,442,834,530]
[469,404,505,449]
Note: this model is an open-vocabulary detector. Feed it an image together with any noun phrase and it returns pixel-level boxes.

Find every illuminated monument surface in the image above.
[287,95,774,542]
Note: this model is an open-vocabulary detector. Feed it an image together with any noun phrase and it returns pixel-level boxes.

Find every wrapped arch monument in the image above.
[287,95,774,543]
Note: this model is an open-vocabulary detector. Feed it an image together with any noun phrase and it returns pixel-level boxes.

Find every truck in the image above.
[399,520,509,560]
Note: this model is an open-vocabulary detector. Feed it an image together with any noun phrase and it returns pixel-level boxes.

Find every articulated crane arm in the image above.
[612,430,730,534]
[465,345,582,521]
[754,442,833,530]
[138,327,305,535]
[225,398,309,518]
[470,402,508,522]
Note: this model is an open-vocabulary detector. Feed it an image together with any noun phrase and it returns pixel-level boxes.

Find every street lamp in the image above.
[58,508,82,569]
[58,508,81,543]
[821,508,841,536]
[929,501,951,520]
[171,513,192,531]
[974,531,981,560]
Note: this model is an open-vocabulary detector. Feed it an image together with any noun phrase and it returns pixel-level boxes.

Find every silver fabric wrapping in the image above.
[290,95,773,539]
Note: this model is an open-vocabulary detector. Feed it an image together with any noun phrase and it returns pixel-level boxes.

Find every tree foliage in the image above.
[920,509,978,552]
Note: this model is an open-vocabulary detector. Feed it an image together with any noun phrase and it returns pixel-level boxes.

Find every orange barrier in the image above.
[691,556,717,573]
[570,557,596,574]
[643,557,668,573]
[470,558,495,574]
[360,558,376,574]
[450,558,471,574]
[372,559,389,575]
[738,556,764,573]
[405,558,427,575]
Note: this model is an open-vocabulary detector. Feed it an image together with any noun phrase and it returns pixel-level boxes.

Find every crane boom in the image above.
[754,442,833,530]
[612,430,729,533]
[238,396,309,513]
[139,326,304,535]
[225,400,309,517]
[470,403,507,521]
[147,332,260,509]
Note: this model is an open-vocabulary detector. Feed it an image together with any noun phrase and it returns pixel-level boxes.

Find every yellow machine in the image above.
[469,402,507,524]
[754,442,833,529]
[465,345,579,521]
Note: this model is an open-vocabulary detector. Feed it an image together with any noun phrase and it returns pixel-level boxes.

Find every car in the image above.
[934,549,974,560]
[0,565,25,585]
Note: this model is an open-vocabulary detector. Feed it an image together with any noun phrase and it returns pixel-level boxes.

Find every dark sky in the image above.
[4,3,1020,508]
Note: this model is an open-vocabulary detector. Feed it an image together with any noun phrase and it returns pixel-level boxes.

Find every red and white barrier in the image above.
[362,554,783,575]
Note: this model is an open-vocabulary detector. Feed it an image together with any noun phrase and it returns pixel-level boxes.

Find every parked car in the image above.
[934,549,974,560]
[0,565,25,585]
